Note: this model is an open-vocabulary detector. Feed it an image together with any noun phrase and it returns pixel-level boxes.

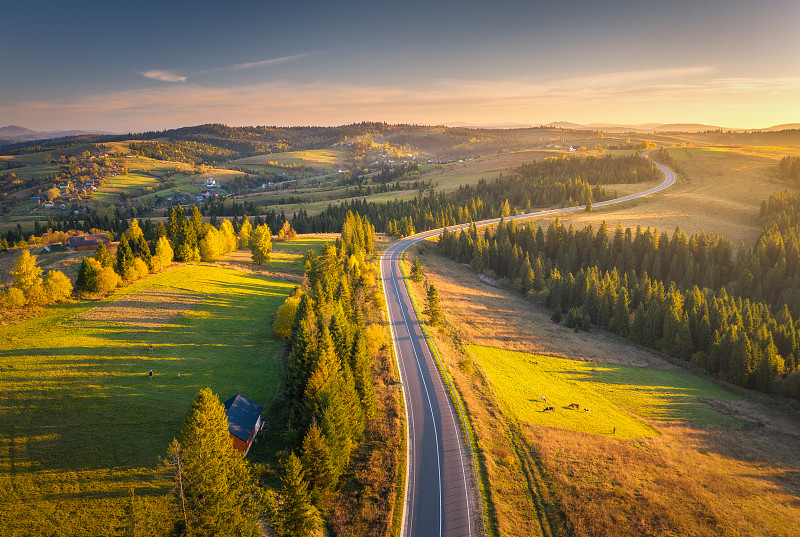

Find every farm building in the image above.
[223,393,263,455]
[67,233,111,251]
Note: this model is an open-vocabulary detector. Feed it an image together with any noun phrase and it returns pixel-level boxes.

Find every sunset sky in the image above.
[2,0,799,132]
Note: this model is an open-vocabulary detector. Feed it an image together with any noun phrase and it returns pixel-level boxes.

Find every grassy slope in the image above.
[0,263,295,535]
[231,148,347,173]
[529,146,797,248]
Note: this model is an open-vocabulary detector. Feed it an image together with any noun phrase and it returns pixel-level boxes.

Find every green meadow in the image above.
[232,148,347,173]
[0,263,294,535]
[268,235,336,272]
[467,345,742,439]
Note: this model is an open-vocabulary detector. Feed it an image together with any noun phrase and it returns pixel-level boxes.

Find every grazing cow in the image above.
[148,369,153,380]
[543,406,555,412]
[148,343,153,351]
[568,403,580,410]
[541,395,547,403]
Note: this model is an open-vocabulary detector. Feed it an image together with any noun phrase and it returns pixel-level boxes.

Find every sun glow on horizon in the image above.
[3,68,799,132]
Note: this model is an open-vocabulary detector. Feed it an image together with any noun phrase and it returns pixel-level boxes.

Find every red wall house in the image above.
[223,393,263,455]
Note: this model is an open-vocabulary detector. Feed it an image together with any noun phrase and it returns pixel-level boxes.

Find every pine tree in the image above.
[551,305,563,324]
[115,236,135,278]
[501,198,511,217]
[302,327,361,480]
[190,206,204,240]
[329,305,353,363]
[425,284,443,326]
[167,206,184,244]
[286,297,319,406]
[613,287,630,337]
[277,453,319,537]
[93,242,114,268]
[410,256,423,283]
[350,330,376,418]
[301,422,334,503]
[135,233,153,270]
[75,257,101,297]
[166,388,262,536]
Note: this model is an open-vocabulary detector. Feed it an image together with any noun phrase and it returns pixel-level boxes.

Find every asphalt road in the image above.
[380,150,676,537]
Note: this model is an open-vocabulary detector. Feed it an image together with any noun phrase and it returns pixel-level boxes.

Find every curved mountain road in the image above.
[380,150,676,536]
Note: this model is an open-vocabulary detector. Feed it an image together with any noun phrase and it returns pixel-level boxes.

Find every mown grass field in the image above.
[0,164,59,182]
[0,263,295,535]
[118,155,191,174]
[467,345,741,440]
[231,148,347,173]
[93,171,162,203]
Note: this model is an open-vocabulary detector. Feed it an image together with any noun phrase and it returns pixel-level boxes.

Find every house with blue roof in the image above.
[223,393,263,455]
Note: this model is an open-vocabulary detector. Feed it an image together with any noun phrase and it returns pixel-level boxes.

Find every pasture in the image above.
[0,263,294,535]
[467,345,741,439]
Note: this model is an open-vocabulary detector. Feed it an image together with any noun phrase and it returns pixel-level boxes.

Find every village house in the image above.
[67,233,111,251]
[223,393,263,455]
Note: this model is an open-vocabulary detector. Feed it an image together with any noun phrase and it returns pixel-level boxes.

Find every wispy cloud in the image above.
[195,53,315,75]
[138,70,187,83]
[230,53,315,71]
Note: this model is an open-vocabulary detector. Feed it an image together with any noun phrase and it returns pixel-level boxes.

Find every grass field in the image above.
[118,155,191,175]
[529,146,797,248]
[231,148,347,173]
[215,234,335,278]
[93,171,162,203]
[467,345,741,439]
[267,235,336,272]
[0,263,294,535]
[0,164,59,182]
[424,150,559,192]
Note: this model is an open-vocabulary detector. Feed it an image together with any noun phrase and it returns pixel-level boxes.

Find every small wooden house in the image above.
[67,233,110,251]
[223,393,263,455]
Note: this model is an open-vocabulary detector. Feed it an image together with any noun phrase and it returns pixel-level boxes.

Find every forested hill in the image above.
[0,123,582,161]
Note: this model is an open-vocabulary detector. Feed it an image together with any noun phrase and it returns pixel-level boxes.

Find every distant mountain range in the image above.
[3,121,800,147]
[0,125,118,144]
[450,121,800,134]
